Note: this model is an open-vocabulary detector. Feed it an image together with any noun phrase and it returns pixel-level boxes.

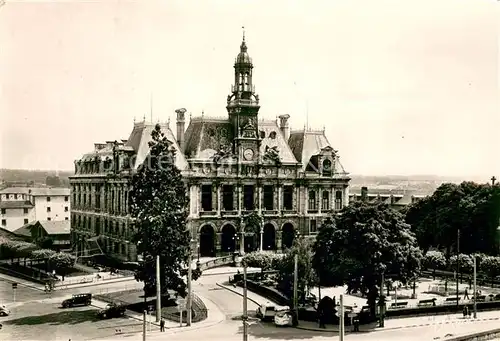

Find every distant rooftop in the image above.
[0,187,70,196]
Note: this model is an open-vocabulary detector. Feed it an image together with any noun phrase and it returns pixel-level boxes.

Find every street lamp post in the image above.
[259,224,264,252]
[456,229,460,307]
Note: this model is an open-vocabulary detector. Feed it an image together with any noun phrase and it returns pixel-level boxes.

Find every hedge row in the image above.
[0,238,76,272]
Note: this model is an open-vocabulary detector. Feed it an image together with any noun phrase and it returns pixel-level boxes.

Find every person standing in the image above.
[464,288,469,300]
[160,318,165,332]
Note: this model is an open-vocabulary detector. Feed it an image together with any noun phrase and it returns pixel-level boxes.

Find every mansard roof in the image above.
[183,116,233,159]
[125,121,188,170]
[182,116,298,164]
[288,128,347,173]
[258,119,298,164]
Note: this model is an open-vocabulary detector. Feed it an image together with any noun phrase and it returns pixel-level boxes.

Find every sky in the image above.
[0,0,498,178]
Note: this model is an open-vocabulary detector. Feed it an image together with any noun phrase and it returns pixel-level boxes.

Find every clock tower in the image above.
[226,28,261,163]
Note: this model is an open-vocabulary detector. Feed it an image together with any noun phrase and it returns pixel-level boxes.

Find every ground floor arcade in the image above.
[193,220,303,257]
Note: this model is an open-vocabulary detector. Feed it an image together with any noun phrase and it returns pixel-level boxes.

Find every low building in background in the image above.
[12,220,71,251]
[349,186,431,210]
[0,187,70,233]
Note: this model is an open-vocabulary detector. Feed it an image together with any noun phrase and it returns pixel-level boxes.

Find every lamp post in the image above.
[456,229,460,307]
[259,223,264,252]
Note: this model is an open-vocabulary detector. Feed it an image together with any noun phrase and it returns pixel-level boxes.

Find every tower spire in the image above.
[242,26,245,42]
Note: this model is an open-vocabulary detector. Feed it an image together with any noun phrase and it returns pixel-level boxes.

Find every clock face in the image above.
[243,148,254,161]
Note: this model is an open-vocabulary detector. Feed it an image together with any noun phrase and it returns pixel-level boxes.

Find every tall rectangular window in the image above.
[222,185,234,211]
[64,196,69,202]
[335,191,343,210]
[322,191,330,210]
[308,190,317,210]
[263,186,274,210]
[283,186,294,210]
[243,185,255,211]
[201,185,213,211]
[47,196,51,202]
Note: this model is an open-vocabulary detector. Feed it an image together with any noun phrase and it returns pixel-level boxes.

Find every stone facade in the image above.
[69,35,351,261]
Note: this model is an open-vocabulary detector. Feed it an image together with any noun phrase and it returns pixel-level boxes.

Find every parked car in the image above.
[97,303,126,319]
[274,306,293,327]
[0,305,10,316]
[62,293,92,308]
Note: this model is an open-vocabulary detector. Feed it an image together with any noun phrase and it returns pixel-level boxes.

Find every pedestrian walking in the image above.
[160,318,165,332]
[464,288,469,300]
[353,316,360,332]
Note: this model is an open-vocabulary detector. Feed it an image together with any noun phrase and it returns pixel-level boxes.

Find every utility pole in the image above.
[379,272,385,328]
[456,229,460,307]
[473,255,477,318]
[339,294,344,341]
[187,250,193,326]
[259,224,264,252]
[242,264,248,341]
[156,255,161,322]
[143,309,146,341]
[293,254,299,323]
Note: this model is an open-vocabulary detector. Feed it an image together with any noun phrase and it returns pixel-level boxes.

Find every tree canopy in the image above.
[405,182,500,255]
[129,124,197,298]
[312,202,422,315]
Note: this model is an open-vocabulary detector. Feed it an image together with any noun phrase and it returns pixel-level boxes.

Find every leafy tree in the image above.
[48,252,76,275]
[422,251,447,270]
[406,182,500,256]
[449,253,474,273]
[312,202,423,317]
[275,237,314,304]
[129,124,198,298]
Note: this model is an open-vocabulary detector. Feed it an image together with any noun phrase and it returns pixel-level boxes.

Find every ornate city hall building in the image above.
[70,36,351,261]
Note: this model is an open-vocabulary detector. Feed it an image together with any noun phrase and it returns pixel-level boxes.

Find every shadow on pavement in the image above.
[4,309,100,326]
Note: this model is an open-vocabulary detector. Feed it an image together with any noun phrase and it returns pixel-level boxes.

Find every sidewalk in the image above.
[296,309,500,333]
[0,272,44,291]
[93,292,225,339]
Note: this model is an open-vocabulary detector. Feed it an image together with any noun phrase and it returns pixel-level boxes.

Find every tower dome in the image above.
[236,40,252,64]
[235,27,252,65]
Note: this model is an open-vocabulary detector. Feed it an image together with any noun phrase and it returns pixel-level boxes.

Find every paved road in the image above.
[0,275,144,341]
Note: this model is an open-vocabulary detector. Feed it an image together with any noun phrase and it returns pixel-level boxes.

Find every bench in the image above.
[388,301,408,309]
[444,297,459,305]
[417,299,436,307]
[474,295,486,302]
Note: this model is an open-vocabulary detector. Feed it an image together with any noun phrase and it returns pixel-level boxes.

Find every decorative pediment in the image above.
[320,146,338,156]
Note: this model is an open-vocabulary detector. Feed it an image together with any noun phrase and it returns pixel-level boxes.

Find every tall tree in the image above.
[312,202,422,317]
[275,237,314,303]
[129,124,196,298]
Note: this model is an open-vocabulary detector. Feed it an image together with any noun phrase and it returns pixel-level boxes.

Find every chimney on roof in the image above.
[278,114,291,142]
[361,186,368,202]
[175,108,187,152]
